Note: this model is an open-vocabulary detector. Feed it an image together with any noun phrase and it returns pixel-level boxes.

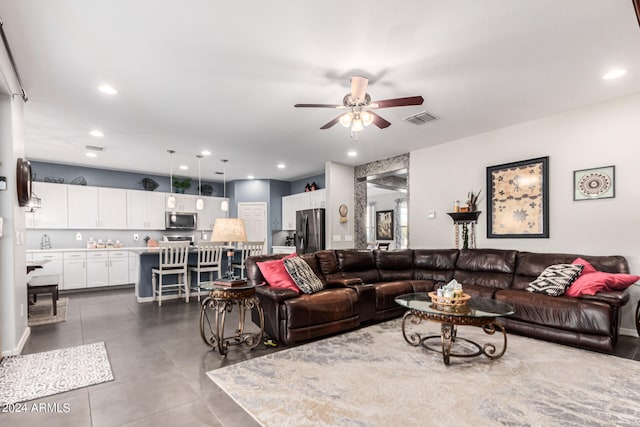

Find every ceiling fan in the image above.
[294,76,424,132]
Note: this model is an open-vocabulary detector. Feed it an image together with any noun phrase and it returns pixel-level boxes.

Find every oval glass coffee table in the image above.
[199,282,264,356]
[395,293,515,365]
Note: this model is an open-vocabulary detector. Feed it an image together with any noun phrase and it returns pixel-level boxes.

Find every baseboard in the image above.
[620,327,639,338]
[1,326,31,357]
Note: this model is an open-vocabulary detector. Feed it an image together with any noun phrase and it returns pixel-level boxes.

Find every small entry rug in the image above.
[28,297,68,326]
[208,319,640,426]
[0,342,114,405]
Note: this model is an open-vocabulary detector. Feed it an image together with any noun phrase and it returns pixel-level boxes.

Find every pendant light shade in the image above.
[196,154,204,210]
[221,159,229,212]
[167,150,176,209]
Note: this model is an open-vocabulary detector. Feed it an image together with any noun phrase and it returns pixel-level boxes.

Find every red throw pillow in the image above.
[566,258,639,297]
[257,254,300,293]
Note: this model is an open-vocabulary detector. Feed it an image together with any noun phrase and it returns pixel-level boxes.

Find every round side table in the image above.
[199,283,264,356]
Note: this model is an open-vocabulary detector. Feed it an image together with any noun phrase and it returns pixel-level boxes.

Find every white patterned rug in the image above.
[208,319,640,426]
[0,342,113,405]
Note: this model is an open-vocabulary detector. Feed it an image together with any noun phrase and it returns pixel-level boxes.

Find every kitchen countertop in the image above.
[27,247,146,253]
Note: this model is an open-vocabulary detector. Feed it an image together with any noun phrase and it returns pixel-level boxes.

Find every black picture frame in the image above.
[573,165,615,201]
[486,156,549,238]
[375,210,394,240]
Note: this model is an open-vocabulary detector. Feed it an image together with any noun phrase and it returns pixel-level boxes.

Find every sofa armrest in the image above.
[579,290,630,307]
[256,286,300,303]
[327,278,363,287]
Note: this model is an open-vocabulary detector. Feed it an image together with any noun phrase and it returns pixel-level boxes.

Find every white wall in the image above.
[325,161,355,249]
[410,93,640,336]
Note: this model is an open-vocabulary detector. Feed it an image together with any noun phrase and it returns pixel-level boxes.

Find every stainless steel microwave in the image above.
[165,212,197,230]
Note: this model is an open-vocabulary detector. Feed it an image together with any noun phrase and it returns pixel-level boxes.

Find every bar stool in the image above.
[152,241,190,306]
[188,242,223,301]
[232,241,264,278]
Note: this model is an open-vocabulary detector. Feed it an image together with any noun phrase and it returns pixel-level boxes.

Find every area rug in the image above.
[0,342,113,405]
[28,297,68,326]
[208,319,640,426]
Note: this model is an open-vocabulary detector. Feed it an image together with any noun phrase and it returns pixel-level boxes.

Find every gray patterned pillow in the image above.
[284,256,324,294]
[526,264,584,296]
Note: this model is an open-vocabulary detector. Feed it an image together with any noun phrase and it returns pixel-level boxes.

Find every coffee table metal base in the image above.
[401,309,508,365]
[199,287,264,356]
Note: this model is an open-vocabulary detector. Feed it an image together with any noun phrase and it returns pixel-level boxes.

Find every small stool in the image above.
[27,276,59,316]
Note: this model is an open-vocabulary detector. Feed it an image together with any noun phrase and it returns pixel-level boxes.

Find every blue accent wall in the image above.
[291,173,325,194]
[30,161,224,195]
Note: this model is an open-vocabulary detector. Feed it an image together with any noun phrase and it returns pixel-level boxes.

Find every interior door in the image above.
[237,202,267,253]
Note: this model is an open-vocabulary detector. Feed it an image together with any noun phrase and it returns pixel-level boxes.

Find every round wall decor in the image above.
[16,158,32,207]
[578,172,611,197]
[339,204,348,223]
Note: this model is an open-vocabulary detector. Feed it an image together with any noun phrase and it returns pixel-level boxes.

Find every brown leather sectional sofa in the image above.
[246,248,631,352]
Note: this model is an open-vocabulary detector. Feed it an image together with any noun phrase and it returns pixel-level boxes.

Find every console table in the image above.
[447,211,482,249]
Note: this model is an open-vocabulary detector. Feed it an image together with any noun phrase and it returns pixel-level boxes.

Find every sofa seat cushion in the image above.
[458,283,497,299]
[282,288,358,329]
[495,289,612,335]
[407,280,437,293]
[371,281,415,311]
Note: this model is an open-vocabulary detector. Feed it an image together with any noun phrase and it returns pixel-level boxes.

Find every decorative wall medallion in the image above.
[574,166,615,200]
[339,204,348,223]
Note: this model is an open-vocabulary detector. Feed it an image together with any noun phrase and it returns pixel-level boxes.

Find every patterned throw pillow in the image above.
[284,256,325,294]
[526,264,584,296]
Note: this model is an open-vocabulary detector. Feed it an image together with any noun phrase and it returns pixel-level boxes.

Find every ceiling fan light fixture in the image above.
[351,119,364,132]
[361,111,374,126]
[339,112,353,127]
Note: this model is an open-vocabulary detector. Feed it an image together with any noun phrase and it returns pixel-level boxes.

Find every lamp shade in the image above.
[210,218,247,243]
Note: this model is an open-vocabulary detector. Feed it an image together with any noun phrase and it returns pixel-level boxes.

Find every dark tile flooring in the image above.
[5,288,640,426]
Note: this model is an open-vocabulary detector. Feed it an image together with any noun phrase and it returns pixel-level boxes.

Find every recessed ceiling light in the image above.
[97,84,118,95]
[247,175,255,179]
[201,150,211,156]
[347,150,357,157]
[85,152,97,158]
[602,69,627,80]
[179,165,188,170]
[277,163,286,169]
[89,130,104,137]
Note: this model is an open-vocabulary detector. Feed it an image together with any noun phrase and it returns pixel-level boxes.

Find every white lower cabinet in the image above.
[63,252,87,290]
[87,251,109,288]
[108,251,129,285]
[28,252,64,289]
[128,253,138,285]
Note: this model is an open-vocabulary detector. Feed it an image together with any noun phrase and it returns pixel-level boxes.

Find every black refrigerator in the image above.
[296,208,325,254]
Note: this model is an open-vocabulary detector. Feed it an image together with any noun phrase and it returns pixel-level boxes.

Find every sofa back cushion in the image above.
[454,249,517,289]
[413,249,458,282]
[513,252,630,290]
[315,250,342,283]
[375,250,414,281]
[336,250,381,283]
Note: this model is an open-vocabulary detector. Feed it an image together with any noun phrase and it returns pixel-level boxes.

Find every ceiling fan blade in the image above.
[371,96,424,109]
[350,76,369,104]
[294,103,342,108]
[320,116,342,129]
[368,111,391,129]
[634,0,640,29]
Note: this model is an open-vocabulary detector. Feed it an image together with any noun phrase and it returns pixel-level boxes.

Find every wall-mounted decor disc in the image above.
[578,172,611,197]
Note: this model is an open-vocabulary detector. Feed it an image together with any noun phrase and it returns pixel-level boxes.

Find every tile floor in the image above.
[4,288,640,426]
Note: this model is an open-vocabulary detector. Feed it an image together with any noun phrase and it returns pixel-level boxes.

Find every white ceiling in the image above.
[1,1,639,182]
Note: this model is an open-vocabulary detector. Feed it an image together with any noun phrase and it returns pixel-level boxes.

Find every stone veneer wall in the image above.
[354,153,410,249]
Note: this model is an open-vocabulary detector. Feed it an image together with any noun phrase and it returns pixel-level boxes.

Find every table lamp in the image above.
[210,218,247,279]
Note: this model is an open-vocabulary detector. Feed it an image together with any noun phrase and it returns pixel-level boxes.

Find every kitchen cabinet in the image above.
[25,182,68,229]
[63,252,87,290]
[108,251,129,285]
[68,186,127,229]
[87,251,109,288]
[126,190,166,229]
[27,251,64,289]
[197,196,227,231]
[281,190,325,231]
[128,252,138,284]
[166,193,196,213]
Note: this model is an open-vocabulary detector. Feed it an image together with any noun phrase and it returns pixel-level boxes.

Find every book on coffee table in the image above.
[213,279,248,287]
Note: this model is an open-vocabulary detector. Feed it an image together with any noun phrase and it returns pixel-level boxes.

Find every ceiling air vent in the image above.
[85,145,104,151]
[403,111,437,125]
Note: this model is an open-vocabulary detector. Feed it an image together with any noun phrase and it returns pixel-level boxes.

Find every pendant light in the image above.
[196,154,204,210]
[220,159,229,212]
[167,150,176,209]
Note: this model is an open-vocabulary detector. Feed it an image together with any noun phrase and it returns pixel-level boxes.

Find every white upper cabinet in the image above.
[26,182,68,229]
[197,196,227,231]
[281,190,325,231]
[68,186,127,229]
[127,190,166,230]
[282,195,297,230]
[166,193,196,213]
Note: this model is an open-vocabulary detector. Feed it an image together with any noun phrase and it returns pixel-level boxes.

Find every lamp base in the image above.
[225,249,237,279]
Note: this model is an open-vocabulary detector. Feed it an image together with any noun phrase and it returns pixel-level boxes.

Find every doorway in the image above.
[237,202,267,253]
